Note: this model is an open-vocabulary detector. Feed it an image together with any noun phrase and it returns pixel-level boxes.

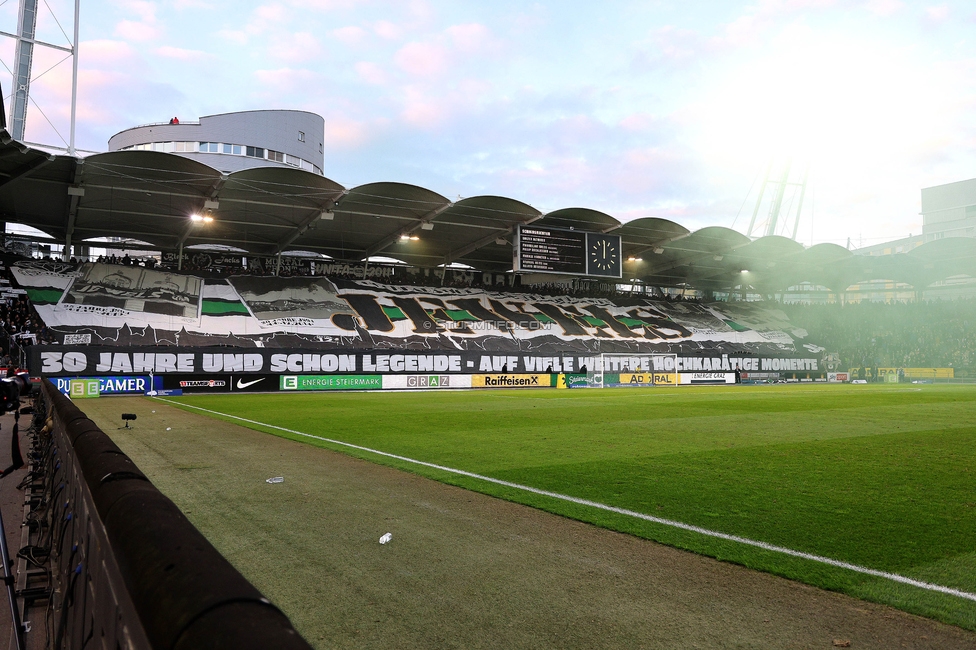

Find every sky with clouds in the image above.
[2,0,975,249]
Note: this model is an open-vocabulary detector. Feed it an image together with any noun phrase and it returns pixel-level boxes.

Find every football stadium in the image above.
[2,9,976,650]
[1,123,976,649]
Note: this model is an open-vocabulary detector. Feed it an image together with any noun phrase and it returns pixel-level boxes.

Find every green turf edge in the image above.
[159,397,976,631]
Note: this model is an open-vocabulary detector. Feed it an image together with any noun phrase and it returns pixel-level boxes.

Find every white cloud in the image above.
[354,61,389,85]
[155,46,212,61]
[333,25,368,44]
[394,41,449,77]
[271,32,324,63]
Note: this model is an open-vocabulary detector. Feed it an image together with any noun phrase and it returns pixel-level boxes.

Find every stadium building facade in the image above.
[849,177,976,301]
[108,109,325,175]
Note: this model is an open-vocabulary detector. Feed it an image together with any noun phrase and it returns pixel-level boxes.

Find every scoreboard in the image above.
[515,226,622,278]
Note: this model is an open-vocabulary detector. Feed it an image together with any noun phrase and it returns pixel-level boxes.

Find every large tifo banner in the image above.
[17,260,825,360]
[33,347,821,377]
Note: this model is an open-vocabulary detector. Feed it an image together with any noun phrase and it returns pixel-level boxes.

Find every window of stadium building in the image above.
[120,141,318,171]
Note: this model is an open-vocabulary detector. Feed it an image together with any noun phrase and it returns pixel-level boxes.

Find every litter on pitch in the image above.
[266,476,285,484]
[379,533,392,544]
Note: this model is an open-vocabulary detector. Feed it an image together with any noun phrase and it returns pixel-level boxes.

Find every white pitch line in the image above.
[158,398,976,603]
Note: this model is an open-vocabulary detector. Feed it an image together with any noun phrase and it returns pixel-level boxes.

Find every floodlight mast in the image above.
[745,158,810,241]
[8,0,38,142]
[5,0,81,154]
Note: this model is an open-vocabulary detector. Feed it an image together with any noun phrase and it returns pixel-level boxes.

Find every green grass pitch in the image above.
[167,383,976,629]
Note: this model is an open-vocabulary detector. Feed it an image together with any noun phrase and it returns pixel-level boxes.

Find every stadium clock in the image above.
[585,233,622,278]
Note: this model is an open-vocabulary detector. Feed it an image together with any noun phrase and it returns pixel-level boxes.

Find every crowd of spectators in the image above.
[782,299,976,377]
[95,254,157,268]
[5,253,976,379]
[0,293,55,367]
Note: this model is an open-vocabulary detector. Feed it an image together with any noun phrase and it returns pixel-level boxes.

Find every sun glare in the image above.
[696,29,946,169]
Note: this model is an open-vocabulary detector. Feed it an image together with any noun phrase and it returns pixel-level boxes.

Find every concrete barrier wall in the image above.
[39,379,313,650]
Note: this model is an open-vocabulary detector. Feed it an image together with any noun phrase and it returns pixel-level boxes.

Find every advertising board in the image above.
[611,373,678,387]
[68,378,100,398]
[280,375,383,391]
[679,373,735,385]
[382,375,473,389]
[472,374,554,388]
[54,375,162,396]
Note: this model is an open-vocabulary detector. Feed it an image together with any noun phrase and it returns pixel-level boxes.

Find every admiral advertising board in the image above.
[610,373,678,387]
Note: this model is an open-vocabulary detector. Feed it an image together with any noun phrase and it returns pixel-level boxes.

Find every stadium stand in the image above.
[4,252,972,382]
[782,299,976,378]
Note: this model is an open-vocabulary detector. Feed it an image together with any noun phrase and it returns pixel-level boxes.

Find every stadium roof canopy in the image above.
[2,138,975,293]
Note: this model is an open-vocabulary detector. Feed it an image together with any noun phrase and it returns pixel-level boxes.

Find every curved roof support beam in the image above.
[0,144,29,159]
[641,237,752,278]
[203,174,228,211]
[208,174,227,200]
[364,202,454,259]
[53,181,333,213]
[273,201,337,256]
[0,152,54,188]
[172,175,237,265]
[442,214,545,267]
[627,231,693,260]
